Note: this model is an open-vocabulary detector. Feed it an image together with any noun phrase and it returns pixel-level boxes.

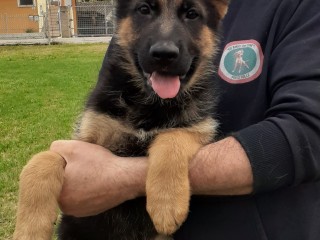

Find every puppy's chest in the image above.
[74,110,157,157]
[106,131,155,157]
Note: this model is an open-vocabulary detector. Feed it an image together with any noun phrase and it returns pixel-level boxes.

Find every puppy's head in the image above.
[114,0,229,99]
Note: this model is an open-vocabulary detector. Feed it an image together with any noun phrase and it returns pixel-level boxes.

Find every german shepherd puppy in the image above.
[13,0,228,239]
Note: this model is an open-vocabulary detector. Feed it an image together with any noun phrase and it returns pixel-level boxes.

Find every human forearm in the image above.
[52,137,253,217]
[51,140,148,217]
[189,137,254,196]
[134,136,253,197]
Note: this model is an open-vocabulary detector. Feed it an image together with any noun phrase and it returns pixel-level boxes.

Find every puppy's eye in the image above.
[138,5,151,15]
[186,9,199,20]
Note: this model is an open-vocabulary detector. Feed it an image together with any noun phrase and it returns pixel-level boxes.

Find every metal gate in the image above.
[74,2,115,37]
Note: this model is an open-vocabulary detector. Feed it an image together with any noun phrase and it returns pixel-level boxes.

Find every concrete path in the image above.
[0,36,112,46]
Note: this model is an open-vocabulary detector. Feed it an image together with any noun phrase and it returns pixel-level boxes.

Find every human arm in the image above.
[189,136,253,196]
[50,140,147,217]
[50,136,253,217]
[218,0,320,194]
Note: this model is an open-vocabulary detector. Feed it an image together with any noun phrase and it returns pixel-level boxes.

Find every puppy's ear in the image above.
[213,0,229,20]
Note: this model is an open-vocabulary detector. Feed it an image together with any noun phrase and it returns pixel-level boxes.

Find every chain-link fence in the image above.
[0,13,46,39]
[0,1,115,42]
[75,2,115,36]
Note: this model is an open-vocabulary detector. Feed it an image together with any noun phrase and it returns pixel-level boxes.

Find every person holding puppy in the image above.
[51,0,320,239]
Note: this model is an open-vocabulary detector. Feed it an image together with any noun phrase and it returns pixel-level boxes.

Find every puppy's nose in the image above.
[150,41,179,61]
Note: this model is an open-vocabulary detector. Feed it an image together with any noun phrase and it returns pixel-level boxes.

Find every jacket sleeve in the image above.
[233,0,320,193]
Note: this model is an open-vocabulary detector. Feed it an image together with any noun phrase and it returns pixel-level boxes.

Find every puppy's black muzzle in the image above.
[149,41,179,63]
[136,34,194,80]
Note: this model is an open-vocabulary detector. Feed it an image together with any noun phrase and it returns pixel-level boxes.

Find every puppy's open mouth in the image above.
[141,58,197,99]
[134,51,198,99]
[145,72,183,99]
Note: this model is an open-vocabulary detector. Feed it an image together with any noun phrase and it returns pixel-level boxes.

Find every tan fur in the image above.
[213,0,229,19]
[146,118,215,234]
[115,17,141,80]
[76,109,161,148]
[78,109,217,146]
[116,17,136,49]
[76,109,130,146]
[198,27,217,59]
[185,0,229,90]
[13,151,66,240]
[186,27,217,89]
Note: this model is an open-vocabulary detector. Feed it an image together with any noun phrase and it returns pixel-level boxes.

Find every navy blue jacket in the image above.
[175,0,320,239]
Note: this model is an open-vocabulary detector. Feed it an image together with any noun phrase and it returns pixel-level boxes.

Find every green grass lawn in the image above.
[0,43,107,239]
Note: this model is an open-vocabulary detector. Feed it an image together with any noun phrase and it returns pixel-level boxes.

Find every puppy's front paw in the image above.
[146,184,190,235]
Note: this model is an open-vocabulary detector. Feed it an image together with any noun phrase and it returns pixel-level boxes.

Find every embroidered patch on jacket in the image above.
[218,40,264,84]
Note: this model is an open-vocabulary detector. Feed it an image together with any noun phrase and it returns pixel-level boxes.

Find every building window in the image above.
[19,0,34,6]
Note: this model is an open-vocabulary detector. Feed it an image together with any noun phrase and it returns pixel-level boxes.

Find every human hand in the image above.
[50,140,147,217]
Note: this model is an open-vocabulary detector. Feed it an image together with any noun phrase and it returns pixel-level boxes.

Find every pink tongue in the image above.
[149,72,181,99]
